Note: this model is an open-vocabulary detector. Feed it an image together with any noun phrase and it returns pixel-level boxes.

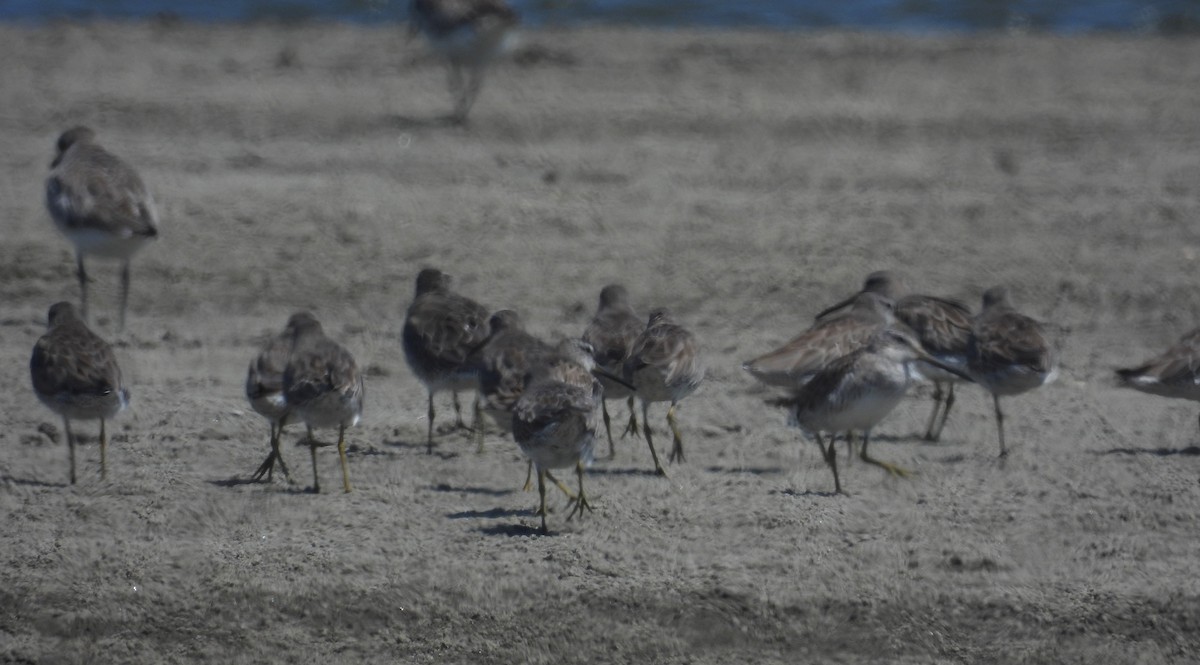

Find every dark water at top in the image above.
[1,0,1198,33]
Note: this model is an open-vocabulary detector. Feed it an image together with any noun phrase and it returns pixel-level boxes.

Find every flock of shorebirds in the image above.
[25,1,1200,534]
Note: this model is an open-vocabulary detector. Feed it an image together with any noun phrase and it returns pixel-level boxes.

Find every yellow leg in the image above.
[545,470,577,501]
[308,426,320,494]
[472,398,486,454]
[622,395,640,439]
[536,469,549,534]
[601,399,616,459]
[522,460,533,491]
[641,400,666,476]
[337,425,352,493]
[99,418,108,481]
[993,394,1008,458]
[64,417,76,485]
[667,403,685,464]
[567,461,593,521]
[813,431,842,494]
[426,391,436,455]
[860,431,911,478]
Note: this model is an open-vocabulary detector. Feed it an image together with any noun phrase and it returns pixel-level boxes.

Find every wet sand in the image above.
[2,21,1200,663]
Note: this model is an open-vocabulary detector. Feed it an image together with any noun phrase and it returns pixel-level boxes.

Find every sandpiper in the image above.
[817,271,974,441]
[409,0,519,123]
[402,268,491,454]
[45,126,159,330]
[772,327,973,493]
[581,284,645,458]
[1116,327,1200,431]
[30,301,129,484]
[512,339,604,534]
[282,312,364,493]
[245,320,296,483]
[966,286,1057,457]
[466,310,553,443]
[623,308,704,475]
[743,291,895,391]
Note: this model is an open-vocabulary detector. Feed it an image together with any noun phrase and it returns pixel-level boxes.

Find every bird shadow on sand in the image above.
[479,522,547,537]
[1095,446,1200,457]
[0,474,68,489]
[778,488,843,499]
[429,483,517,497]
[585,466,666,477]
[208,476,262,488]
[383,439,460,460]
[448,506,528,520]
[704,465,784,476]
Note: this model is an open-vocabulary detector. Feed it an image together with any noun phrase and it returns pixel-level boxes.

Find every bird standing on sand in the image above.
[402,268,491,454]
[966,286,1057,457]
[513,339,605,534]
[245,319,296,483]
[466,309,553,447]
[409,0,519,123]
[816,271,974,442]
[282,313,364,493]
[772,327,973,494]
[45,126,159,330]
[623,308,704,476]
[1116,327,1200,432]
[30,302,129,484]
[581,284,645,458]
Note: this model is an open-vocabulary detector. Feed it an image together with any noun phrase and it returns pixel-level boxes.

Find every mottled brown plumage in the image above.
[623,308,704,475]
[45,126,159,330]
[30,301,129,484]
[1117,328,1200,432]
[282,312,364,493]
[402,268,491,453]
[966,286,1057,457]
[466,310,554,448]
[581,284,645,458]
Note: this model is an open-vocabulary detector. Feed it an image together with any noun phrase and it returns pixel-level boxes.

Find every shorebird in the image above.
[966,286,1057,457]
[743,291,896,391]
[816,271,974,441]
[282,312,364,493]
[1116,327,1200,431]
[771,327,973,493]
[467,309,553,444]
[581,284,645,458]
[512,339,605,534]
[30,301,129,484]
[402,268,491,454]
[623,308,705,476]
[245,320,296,483]
[409,0,519,123]
[45,126,159,330]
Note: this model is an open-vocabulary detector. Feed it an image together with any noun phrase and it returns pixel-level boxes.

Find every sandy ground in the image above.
[2,20,1200,663]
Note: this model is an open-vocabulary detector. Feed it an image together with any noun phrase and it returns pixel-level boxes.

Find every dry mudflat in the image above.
[3,21,1200,664]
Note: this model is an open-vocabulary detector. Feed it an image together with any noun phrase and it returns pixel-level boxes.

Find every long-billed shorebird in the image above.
[282,312,364,493]
[1116,327,1200,431]
[45,126,159,330]
[466,309,553,448]
[409,0,519,123]
[772,327,973,494]
[623,308,704,476]
[817,271,974,441]
[512,339,605,534]
[402,268,491,454]
[966,286,1057,457]
[581,284,645,458]
[743,291,895,391]
[245,319,296,483]
[30,302,129,484]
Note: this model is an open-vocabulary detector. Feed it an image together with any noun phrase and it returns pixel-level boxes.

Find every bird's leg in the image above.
[545,470,577,501]
[472,398,486,454]
[64,417,76,485]
[252,422,278,482]
[567,461,593,521]
[667,403,686,464]
[118,259,131,331]
[307,426,320,493]
[536,469,549,534]
[923,382,945,441]
[621,395,640,439]
[75,253,89,323]
[813,431,841,494]
[601,399,616,460]
[642,400,665,476]
[993,394,1007,458]
[860,430,911,477]
[337,424,352,493]
[426,391,436,455]
[522,460,533,491]
[99,418,108,481]
[844,431,856,465]
[274,423,291,481]
[452,390,469,430]
[932,383,956,442]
